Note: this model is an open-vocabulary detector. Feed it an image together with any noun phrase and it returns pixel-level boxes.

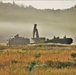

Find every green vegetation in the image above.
[35,53,41,58]
[27,62,36,71]
[0,50,4,54]
[45,61,75,69]
[71,53,76,58]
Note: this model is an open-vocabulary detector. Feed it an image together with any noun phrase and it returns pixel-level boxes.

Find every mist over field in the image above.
[0,2,76,44]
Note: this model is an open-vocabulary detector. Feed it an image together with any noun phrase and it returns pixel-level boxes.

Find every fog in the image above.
[0,2,76,44]
[0,21,76,44]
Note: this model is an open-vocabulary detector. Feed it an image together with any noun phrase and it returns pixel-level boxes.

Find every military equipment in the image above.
[7,34,30,46]
[32,24,45,43]
[32,24,73,44]
[45,36,73,44]
[33,24,39,38]
[7,24,73,45]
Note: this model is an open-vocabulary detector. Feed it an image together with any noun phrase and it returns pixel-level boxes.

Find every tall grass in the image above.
[0,45,76,75]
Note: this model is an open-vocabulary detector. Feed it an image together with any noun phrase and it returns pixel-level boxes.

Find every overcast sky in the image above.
[2,0,76,9]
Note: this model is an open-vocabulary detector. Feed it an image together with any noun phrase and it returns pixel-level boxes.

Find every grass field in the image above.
[0,44,76,75]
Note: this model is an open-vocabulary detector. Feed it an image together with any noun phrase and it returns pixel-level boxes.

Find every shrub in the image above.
[27,62,36,71]
[56,62,73,68]
[0,50,4,54]
[11,60,19,64]
[45,61,74,69]
[71,53,76,58]
[35,53,41,58]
